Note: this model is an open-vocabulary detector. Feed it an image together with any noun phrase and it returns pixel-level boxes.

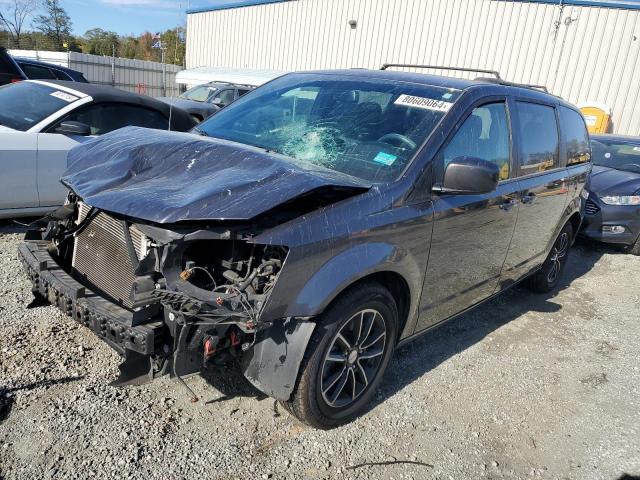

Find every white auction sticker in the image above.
[50,91,79,103]
[394,94,453,112]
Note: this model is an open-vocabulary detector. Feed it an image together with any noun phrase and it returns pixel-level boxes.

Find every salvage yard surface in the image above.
[0,221,638,480]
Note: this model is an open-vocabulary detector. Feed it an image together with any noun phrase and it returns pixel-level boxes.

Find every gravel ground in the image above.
[1,220,639,480]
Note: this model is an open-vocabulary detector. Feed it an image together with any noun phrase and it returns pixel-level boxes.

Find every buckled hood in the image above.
[61,127,370,224]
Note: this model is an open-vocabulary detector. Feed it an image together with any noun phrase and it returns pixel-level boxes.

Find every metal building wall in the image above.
[186,0,640,135]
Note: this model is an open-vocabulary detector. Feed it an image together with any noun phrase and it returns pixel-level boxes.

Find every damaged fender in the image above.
[284,243,410,316]
[241,317,316,401]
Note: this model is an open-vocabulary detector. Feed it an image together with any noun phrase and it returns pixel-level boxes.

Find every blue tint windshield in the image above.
[591,139,640,174]
[0,81,80,131]
[196,73,460,182]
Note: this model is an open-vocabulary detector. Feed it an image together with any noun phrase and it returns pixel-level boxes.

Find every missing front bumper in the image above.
[19,239,315,401]
[18,241,162,356]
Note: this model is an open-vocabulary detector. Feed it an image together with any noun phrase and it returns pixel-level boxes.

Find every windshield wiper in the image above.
[192,127,209,137]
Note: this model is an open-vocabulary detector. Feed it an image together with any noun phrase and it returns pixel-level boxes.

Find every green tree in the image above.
[161,27,186,66]
[32,0,72,49]
[82,28,119,56]
[118,35,138,59]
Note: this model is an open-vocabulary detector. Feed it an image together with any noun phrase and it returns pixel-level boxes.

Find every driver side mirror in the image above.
[56,121,91,136]
[435,156,500,195]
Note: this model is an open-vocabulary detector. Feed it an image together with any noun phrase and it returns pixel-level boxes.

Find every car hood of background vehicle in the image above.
[157,97,218,113]
[61,126,371,224]
[0,125,17,132]
[590,165,640,196]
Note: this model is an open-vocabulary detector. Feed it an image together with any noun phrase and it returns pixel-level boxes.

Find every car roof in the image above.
[15,57,84,76]
[203,82,241,88]
[33,79,167,107]
[26,80,197,131]
[294,68,571,107]
[591,133,640,143]
[302,68,479,90]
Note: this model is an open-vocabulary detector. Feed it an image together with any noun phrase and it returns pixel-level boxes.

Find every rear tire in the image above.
[282,282,398,429]
[525,222,573,293]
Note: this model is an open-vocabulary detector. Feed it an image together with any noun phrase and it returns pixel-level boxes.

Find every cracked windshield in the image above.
[197,73,460,182]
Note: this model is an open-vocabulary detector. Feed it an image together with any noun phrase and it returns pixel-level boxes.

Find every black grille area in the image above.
[585,199,600,215]
[72,203,147,308]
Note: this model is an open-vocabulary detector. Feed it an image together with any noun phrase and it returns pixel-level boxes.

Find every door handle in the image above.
[522,192,536,204]
[499,198,518,211]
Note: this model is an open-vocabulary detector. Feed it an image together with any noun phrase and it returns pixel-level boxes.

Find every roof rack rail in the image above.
[474,76,549,93]
[380,63,501,79]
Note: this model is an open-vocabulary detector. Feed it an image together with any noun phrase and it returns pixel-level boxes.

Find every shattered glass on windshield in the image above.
[196,73,461,182]
[281,124,344,168]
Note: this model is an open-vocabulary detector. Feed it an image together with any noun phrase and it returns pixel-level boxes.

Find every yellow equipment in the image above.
[578,102,611,134]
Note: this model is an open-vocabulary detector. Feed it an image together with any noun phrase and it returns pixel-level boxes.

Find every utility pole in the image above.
[111,43,116,87]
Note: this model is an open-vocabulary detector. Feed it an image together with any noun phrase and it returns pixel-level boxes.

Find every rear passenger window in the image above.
[443,102,511,180]
[560,106,590,165]
[20,63,56,80]
[516,102,559,175]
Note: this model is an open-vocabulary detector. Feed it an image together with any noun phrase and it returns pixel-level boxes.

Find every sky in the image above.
[63,0,219,36]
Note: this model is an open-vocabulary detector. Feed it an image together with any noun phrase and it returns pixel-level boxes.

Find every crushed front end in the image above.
[19,196,304,397]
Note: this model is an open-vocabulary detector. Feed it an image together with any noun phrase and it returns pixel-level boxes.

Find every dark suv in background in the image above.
[158,81,254,122]
[0,46,25,85]
[19,66,591,428]
[13,56,89,82]
[0,47,88,85]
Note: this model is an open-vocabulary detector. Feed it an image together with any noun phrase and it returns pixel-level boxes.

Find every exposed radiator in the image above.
[72,202,148,308]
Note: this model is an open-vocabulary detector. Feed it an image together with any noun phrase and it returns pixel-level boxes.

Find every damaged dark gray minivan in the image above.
[19,68,591,428]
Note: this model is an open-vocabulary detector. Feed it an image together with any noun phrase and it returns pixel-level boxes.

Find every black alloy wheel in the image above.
[283,282,398,429]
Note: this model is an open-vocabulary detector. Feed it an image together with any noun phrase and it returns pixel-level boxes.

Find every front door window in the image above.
[443,102,511,180]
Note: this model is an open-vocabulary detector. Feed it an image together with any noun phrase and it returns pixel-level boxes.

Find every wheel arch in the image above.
[567,211,582,240]
[260,241,422,340]
[328,271,412,343]
[240,270,412,403]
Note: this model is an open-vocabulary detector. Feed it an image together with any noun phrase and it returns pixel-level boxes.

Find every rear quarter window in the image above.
[560,106,591,165]
[51,68,73,81]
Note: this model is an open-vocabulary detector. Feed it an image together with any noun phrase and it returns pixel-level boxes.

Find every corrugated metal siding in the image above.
[186,0,640,135]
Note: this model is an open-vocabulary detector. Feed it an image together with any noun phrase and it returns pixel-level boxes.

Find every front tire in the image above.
[525,222,573,293]
[628,236,640,256]
[283,282,398,429]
